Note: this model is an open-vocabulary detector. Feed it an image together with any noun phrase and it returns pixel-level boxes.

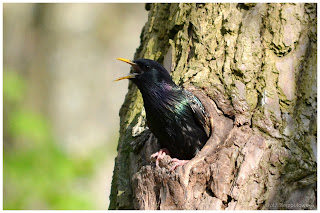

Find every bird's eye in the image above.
[146,65,150,69]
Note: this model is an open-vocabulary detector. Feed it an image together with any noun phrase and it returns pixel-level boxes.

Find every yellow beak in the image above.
[114,58,138,81]
[116,58,137,66]
[113,73,138,81]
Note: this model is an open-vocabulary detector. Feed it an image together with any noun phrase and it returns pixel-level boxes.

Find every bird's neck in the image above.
[138,81,183,112]
[139,81,176,98]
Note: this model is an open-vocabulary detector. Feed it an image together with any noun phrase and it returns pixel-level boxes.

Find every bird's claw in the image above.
[170,158,189,171]
[151,148,170,167]
[151,149,188,171]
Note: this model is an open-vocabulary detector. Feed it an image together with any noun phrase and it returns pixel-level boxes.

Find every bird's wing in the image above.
[183,90,211,137]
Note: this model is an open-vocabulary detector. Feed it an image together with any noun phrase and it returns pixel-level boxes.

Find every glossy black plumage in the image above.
[116,58,210,160]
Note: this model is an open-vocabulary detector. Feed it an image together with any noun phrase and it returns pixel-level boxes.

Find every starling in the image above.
[115,58,211,168]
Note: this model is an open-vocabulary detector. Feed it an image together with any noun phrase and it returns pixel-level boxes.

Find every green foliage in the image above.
[3,70,100,210]
[7,109,51,144]
[3,70,25,104]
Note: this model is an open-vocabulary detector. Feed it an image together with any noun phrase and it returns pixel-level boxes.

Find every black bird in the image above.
[115,58,211,168]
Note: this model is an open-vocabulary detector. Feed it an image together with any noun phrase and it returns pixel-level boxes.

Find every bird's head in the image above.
[114,58,174,89]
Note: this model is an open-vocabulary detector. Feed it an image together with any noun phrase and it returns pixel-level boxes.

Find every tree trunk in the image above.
[109,3,317,210]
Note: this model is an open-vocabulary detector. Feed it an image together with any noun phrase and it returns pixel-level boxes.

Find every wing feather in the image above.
[182,90,211,137]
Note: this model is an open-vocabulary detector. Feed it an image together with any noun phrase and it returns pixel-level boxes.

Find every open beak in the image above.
[113,73,138,81]
[114,58,138,81]
[116,58,137,66]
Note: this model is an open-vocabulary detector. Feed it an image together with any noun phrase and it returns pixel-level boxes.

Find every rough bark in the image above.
[109,3,317,210]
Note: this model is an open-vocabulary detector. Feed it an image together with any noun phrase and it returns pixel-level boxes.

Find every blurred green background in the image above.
[3,3,147,210]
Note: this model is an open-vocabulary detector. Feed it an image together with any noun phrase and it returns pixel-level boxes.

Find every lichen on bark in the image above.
[109,3,316,210]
